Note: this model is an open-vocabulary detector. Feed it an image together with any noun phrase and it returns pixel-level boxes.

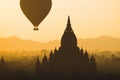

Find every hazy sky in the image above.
[0,0,120,42]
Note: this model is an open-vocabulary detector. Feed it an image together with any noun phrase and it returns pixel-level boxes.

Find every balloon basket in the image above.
[33,27,39,31]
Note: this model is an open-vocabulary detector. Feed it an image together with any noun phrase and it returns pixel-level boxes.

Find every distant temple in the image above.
[35,16,97,80]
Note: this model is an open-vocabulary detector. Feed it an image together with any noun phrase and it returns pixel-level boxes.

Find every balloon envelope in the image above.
[20,0,52,30]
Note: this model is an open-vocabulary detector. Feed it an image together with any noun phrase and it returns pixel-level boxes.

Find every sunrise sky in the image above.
[0,0,120,42]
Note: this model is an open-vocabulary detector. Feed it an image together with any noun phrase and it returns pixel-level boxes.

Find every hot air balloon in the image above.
[20,0,52,30]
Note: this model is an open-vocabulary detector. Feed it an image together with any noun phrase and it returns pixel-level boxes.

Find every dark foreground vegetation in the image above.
[0,50,120,80]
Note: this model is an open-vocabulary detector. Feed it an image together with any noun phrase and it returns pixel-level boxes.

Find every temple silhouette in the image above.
[35,16,97,80]
[1,17,120,80]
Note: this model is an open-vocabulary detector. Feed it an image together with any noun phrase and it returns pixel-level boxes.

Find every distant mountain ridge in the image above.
[0,36,120,51]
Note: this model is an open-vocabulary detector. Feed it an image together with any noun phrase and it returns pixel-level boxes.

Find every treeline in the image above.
[0,50,120,80]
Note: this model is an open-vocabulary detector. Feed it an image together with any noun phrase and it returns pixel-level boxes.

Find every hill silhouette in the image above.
[0,36,120,51]
[78,36,120,51]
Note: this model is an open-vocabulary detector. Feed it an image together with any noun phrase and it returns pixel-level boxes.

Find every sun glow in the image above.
[0,0,120,42]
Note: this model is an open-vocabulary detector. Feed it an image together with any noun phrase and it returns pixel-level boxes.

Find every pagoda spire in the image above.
[65,16,73,32]
[67,16,71,25]
[36,56,40,65]
[61,16,77,48]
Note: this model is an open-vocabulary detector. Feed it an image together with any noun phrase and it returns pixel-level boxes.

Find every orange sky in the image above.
[0,0,120,42]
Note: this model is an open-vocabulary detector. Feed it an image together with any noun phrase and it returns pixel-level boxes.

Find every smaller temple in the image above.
[35,17,97,80]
